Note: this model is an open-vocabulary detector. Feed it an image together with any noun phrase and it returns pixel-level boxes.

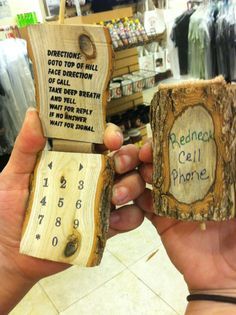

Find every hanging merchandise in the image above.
[137,0,156,15]
[215,1,236,82]
[137,0,166,36]
[155,0,167,8]
[171,8,195,75]
[165,47,171,71]
[0,38,35,155]
[138,45,156,73]
[187,0,202,10]
[151,42,166,73]
[163,9,183,79]
[187,0,235,81]
[188,3,215,79]
[144,9,166,36]
[158,45,167,72]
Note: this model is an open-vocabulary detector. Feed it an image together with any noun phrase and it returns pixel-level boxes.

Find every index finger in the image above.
[139,140,153,163]
[96,123,123,153]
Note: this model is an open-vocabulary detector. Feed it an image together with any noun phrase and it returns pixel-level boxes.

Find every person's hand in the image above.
[0,108,145,314]
[136,141,236,314]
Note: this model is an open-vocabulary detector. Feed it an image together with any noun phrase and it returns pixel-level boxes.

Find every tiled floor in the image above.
[11,218,188,315]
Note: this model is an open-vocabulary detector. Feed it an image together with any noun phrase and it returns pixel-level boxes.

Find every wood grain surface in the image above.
[20,151,114,266]
[25,23,113,144]
[151,76,236,221]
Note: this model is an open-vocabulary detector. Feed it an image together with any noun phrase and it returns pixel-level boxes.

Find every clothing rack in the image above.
[187,0,232,8]
[0,37,35,157]
[171,0,235,81]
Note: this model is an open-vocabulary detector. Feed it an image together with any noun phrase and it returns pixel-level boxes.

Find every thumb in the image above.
[4,108,46,175]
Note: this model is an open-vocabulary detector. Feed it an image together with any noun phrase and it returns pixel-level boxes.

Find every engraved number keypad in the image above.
[20,151,102,265]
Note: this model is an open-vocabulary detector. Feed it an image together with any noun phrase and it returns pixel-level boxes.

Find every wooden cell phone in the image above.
[151,77,236,223]
[20,23,115,266]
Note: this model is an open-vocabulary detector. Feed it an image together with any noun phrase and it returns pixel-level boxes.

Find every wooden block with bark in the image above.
[20,23,115,266]
[151,76,236,222]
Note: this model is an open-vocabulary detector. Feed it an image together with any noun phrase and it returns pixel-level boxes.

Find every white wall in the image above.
[168,0,187,10]
[0,0,44,26]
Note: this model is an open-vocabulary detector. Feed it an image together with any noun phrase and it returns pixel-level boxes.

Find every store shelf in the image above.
[107,92,143,116]
[64,7,133,25]
[113,31,166,52]
[113,47,139,77]
[63,7,168,118]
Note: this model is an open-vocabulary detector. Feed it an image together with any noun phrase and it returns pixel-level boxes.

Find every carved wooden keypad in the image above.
[21,151,114,265]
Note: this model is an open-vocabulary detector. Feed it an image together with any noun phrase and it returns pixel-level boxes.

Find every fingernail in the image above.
[26,106,38,113]
[143,141,152,150]
[114,154,132,172]
[115,130,123,143]
[146,137,153,145]
[110,211,120,224]
[113,186,129,204]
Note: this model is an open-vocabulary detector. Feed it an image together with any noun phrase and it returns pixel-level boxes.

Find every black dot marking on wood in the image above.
[64,236,79,257]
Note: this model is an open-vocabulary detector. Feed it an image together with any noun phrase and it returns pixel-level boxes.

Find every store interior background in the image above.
[0,0,187,25]
[1,0,234,314]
